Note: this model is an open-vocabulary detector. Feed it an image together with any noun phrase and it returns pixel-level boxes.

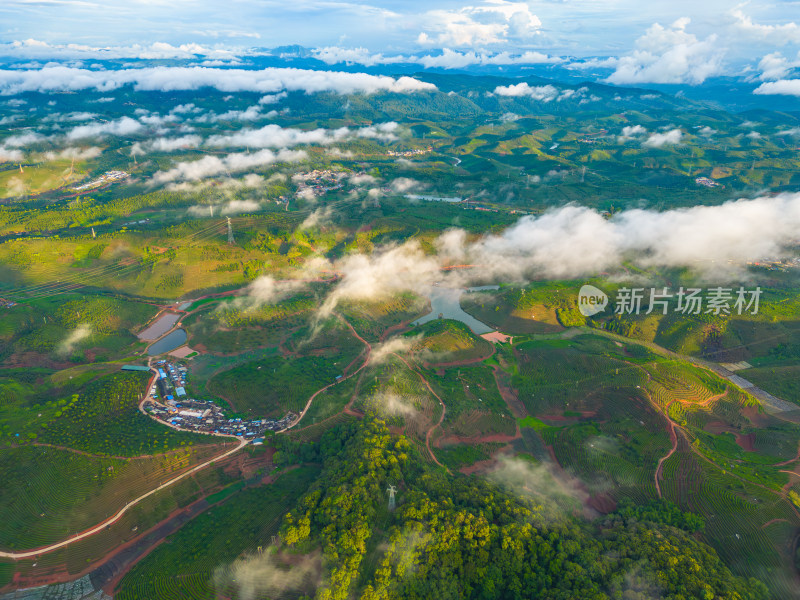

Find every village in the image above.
[293,169,346,197]
[71,170,130,192]
[138,359,295,442]
[386,146,432,157]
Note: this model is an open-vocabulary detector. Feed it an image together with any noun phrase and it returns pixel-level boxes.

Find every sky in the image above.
[0,1,799,86]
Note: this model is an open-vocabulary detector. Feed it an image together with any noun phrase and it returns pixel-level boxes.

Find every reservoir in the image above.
[412,286,496,335]
[138,312,181,341]
[147,329,187,355]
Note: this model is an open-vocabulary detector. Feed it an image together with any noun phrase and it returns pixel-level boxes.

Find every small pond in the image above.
[138,312,180,341]
[147,328,187,355]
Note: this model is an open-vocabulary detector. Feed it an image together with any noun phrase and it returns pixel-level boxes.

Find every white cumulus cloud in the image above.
[754,79,800,97]
[67,117,143,140]
[729,9,800,45]
[607,18,722,85]
[642,128,683,147]
[152,148,306,183]
[417,1,542,47]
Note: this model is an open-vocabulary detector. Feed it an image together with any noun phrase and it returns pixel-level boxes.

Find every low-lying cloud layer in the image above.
[152,148,307,183]
[315,193,800,315]
[205,122,399,149]
[493,83,597,103]
[369,336,419,366]
[642,128,683,147]
[58,324,92,356]
[488,455,589,512]
[213,550,320,600]
[145,122,400,183]
[0,66,436,96]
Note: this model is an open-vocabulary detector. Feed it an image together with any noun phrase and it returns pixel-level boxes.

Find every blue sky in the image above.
[1,1,799,85]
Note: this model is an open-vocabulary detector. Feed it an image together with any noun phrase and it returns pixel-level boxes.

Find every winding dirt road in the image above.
[654,411,677,499]
[278,315,372,432]
[0,437,246,560]
[392,353,450,473]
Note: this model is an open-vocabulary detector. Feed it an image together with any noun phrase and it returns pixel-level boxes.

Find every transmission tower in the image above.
[226,217,235,244]
[387,485,397,511]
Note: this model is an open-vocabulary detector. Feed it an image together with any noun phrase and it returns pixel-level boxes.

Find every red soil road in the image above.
[774,444,800,467]
[95,457,285,596]
[421,344,496,370]
[761,518,791,530]
[2,449,251,593]
[0,437,247,560]
[342,343,369,377]
[491,365,526,420]
[654,410,678,499]
[675,419,800,523]
[436,425,521,448]
[637,366,729,500]
[0,282,349,562]
[279,314,371,432]
[379,313,425,342]
[392,352,450,474]
[653,387,727,499]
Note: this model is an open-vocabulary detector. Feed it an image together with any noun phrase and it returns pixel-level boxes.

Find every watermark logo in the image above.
[576,285,762,317]
[614,286,761,316]
[578,284,609,316]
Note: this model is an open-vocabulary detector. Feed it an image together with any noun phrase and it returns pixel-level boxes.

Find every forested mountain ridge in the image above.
[273,419,769,600]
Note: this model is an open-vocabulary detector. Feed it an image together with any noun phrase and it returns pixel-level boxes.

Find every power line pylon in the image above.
[226,217,235,244]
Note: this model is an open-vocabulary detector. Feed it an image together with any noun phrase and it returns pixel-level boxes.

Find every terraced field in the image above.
[354,355,440,442]
[408,319,493,365]
[207,321,364,417]
[0,444,227,551]
[512,337,648,413]
[114,466,320,600]
[340,294,427,342]
[660,441,800,599]
[644,361,726,411]
[38,371,209,456]
[540,389,669,501]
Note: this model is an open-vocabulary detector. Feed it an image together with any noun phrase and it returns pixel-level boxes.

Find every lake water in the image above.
[412,286,496,335]
[138,312,180,341]
[147,328,187,355]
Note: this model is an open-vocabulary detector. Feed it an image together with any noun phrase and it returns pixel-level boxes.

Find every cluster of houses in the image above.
[140,359,296,441]
[294,169,346,196]
[748,257,800,272]
[151,360,188,399]
[387,146,432,157]
[695,176,722,188]
[122,217,151,227]
[72,170,130,192]
[143,397,295,440]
